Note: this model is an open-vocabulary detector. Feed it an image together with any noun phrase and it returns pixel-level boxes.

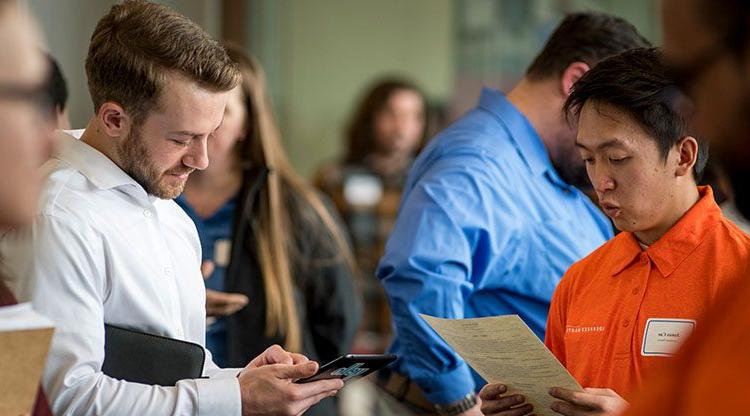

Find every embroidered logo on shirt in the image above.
[565,325,606,334]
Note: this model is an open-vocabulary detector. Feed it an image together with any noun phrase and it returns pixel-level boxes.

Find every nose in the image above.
[183,136,209,170]
[590,165,616,194]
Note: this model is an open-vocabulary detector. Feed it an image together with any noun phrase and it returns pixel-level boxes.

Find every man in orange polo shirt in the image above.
[620,0,750,415]
[478,47,750,416]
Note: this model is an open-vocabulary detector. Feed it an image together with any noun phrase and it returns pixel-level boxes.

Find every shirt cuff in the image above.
[207,367,243,379]
[412,362,476,405]
[195,376,242,416]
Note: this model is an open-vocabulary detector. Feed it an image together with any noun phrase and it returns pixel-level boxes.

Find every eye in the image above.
[609,157,630,164]
[170,138,190,147]
[582,157,595,165]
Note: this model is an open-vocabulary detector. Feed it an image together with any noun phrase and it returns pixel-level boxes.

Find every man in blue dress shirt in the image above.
[377,12,650,416]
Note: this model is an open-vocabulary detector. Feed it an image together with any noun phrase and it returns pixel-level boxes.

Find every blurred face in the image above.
[662,0,750,165]
[0,5,55,227]
[551,122,590,190]
[206,85,247,168]
[117,74,230,199]
[576,102,688,234]
[373,89,424,157]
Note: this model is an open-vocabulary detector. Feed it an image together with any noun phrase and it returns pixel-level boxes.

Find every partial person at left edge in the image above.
[0,0,56,414]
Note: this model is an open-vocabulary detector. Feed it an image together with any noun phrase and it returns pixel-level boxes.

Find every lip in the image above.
[170,172,190,180]
[599,202,621,218]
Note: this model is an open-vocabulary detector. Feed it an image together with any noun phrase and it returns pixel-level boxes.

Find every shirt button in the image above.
[164,266,173,277]
[640,253,649,264]
[143,209,152,218]
[632,287,639,295]
[623,319,630,327]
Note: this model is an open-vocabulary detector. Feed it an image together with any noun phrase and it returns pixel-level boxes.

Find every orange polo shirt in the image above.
[622,264,750,416]
[544,186,750,400]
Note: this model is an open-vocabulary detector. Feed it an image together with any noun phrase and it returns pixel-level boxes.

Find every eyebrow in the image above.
[575,138,626,151]
[168,117,225,137]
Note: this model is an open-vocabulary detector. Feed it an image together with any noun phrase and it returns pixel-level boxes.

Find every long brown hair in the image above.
[224,44,356,352]
[344,78,427,165]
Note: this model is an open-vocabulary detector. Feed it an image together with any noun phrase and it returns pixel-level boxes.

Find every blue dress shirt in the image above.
[176,195,238,368]
[376,88,613,404]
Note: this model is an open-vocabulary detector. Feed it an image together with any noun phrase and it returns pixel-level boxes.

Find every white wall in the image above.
[271,0,454,178]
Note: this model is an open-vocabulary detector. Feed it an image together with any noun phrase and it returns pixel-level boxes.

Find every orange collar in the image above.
[608,186,722,278]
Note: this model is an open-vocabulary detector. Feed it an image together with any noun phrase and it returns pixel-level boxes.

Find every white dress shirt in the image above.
[0,131,242,415]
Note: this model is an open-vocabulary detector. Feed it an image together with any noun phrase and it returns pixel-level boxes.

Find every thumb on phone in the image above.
[273,361,319,380]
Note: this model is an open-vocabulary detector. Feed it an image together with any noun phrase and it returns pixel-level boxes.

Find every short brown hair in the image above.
[85,0,239,122]
[526,12,651,81]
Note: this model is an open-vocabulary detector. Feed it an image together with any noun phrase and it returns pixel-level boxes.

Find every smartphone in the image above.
[295,353,397,384]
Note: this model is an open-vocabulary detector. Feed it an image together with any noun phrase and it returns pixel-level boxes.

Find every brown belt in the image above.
[379,371,438,415]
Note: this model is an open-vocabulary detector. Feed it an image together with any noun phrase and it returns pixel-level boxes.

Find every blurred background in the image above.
[23,0,658,178]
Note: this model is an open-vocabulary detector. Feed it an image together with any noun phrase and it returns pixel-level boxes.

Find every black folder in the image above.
[102,324,205,386]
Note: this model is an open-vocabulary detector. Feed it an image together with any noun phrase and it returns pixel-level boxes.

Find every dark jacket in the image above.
[224,168,361,415]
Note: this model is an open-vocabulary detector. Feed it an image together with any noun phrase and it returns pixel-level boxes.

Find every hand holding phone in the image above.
[295,354,397,384]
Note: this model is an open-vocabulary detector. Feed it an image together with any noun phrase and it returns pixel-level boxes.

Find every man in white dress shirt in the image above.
[0,1,343,415]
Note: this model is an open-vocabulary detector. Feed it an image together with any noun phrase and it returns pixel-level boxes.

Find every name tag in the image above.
[641,318,695,357]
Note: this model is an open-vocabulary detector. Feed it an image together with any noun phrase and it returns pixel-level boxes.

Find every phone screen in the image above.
[296,354,397,384]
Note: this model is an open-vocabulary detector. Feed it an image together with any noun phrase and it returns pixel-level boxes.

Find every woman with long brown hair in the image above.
[177,44,360,414]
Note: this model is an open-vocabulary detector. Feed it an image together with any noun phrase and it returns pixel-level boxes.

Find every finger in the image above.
[264,344,295,365]
[206,292,249,316]
[290,352,309,365]
[583,388,616,396]
[481,395,527,414]
[291,377,344,398]
[201,260,215,279]
[291,388,340,416]
[549,388,599,409]
[550,400,594,416]
[273,361,319,379]
[479,383,508,399]
[216,303,244,316]
[503,403,534,416]
[207,291,249,307]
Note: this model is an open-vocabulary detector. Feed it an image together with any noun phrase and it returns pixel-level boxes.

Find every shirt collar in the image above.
[477,88,571,188]
[608,186,722,278]
[55,130,152,200]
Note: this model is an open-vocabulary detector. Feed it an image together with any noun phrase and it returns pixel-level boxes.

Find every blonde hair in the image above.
[85,0,239,122]
[225,44,357,352]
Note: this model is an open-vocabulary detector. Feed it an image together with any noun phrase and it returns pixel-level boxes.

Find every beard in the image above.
[116,127,193,199]
[553,155,592,192]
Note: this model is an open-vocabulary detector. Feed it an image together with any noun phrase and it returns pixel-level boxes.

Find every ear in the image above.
[560,61,591,97]
[674,136,699,178]
[97,102,131,139]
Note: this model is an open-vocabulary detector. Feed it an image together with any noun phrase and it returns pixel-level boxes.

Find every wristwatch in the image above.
[434,393,478,416]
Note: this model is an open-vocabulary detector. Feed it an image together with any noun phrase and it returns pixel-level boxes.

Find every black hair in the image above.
[45,53,68,113]
[526,12,651,80]
[564,47,709,180]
